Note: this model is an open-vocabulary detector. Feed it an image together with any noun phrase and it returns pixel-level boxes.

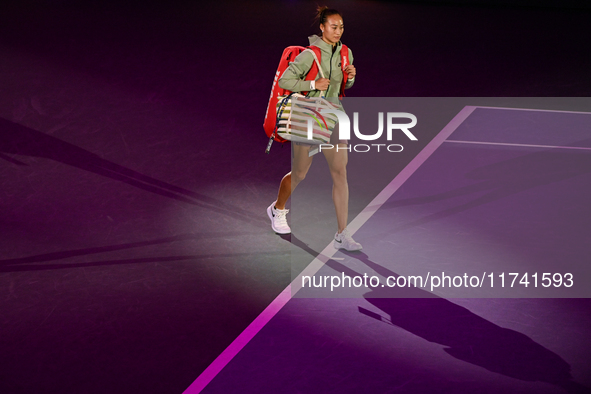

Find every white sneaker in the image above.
[333,228,362,251]
[267,201,291,234]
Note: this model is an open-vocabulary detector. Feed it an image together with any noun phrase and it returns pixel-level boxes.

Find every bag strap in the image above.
[304,47,327,97]
[303,46,321,80]
[340,44,349,97]
[305,47,325,78]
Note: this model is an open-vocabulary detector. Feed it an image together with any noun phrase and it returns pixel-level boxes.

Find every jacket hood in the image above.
[308,34,342,53]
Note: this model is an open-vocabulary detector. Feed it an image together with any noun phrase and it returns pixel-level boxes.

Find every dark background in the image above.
[1,0,590,393]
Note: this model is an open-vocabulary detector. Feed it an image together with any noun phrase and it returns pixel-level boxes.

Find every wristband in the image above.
[310,80,316,90]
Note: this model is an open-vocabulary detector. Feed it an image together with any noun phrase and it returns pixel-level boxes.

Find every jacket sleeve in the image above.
[278,50,316,93]
[345,48,355,90]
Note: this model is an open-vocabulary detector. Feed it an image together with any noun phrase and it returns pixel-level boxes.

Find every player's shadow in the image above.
[0,118,265,226]
[286,234,589,393]
[378,140,591,233]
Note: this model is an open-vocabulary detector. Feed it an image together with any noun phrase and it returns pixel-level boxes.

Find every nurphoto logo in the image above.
[307,109,418,153]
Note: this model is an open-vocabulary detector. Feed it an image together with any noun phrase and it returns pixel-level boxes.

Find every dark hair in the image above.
[314,6,341,27]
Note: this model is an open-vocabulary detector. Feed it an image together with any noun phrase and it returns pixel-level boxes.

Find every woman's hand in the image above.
[315,78,330,91]
[344,65,356,79]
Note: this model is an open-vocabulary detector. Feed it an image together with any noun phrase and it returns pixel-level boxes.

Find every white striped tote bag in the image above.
[275,93,339,144]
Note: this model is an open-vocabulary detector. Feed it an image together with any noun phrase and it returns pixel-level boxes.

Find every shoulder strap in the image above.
[339,44,349,97]
[304,46,323,81]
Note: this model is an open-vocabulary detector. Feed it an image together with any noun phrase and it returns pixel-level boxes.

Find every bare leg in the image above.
[275,173,291,210]
[322,144,349,233]
[275,144,314,210]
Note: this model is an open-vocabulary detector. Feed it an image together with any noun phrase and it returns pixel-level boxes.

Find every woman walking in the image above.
[267,6,362,252]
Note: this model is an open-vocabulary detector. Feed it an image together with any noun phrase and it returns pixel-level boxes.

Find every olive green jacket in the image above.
[278,35,354,105]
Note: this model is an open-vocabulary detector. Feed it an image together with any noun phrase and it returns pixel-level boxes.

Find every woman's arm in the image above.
[278,50,317,92]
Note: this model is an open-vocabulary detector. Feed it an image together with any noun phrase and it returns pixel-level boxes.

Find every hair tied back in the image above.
[314,5,340,27]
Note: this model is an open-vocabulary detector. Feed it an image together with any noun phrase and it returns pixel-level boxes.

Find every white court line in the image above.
[445,140,591,151]
[182,105,477,393]
[471,105,591,115]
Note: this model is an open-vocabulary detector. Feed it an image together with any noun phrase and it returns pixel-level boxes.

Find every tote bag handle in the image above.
[305,49,327,97]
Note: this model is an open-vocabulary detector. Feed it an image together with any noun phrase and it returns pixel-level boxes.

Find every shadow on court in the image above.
[285,234,590,393]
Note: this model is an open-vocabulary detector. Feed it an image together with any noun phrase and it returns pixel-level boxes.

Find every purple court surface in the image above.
[192,102,591,393]
[1,1,591,393]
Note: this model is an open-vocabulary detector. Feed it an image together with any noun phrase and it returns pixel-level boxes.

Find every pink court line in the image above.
[182,106,476,393]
